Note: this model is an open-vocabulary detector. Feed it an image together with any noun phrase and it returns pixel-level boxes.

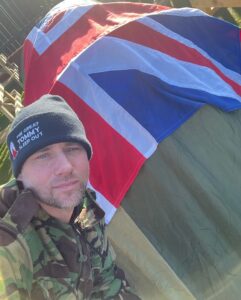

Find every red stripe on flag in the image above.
[110,21,241,97]
[23,39,39,83]
[51,82,146,207]
[24,3,166,104]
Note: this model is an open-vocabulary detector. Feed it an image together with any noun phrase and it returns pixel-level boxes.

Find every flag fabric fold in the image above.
[24,0,241,222]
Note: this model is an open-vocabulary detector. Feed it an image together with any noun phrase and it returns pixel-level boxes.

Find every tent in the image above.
[108,105,241,299]
[22,1,241,298]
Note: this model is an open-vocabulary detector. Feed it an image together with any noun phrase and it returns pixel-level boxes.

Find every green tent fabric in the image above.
[108,105,241,300]
[107,207,195,299]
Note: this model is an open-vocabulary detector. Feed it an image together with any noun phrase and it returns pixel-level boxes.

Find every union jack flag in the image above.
[24,0,241,222]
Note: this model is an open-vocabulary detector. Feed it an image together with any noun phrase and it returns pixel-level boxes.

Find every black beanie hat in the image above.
[7,94,92,177]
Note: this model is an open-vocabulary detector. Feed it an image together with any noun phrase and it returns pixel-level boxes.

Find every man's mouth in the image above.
[52,180,80,190]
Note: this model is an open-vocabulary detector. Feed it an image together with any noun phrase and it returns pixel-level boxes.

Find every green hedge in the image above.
[0,113,12,185]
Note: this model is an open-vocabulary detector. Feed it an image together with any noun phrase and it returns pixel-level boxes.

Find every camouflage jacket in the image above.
[0,180,140,300]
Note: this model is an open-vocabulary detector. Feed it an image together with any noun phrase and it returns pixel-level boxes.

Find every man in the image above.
[0,94,140,299]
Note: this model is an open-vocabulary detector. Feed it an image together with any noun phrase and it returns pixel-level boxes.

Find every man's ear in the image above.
[16,173,24,191]
[16,179,24,191]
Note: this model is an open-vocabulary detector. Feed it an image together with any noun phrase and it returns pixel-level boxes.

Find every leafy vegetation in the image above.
[0,113,12,185]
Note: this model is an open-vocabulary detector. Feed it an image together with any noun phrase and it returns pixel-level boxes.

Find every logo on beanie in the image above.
[16,121,43,150]
[10,142,18,159]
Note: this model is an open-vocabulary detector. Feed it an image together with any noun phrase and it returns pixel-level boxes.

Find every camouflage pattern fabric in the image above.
[0,180,140,299]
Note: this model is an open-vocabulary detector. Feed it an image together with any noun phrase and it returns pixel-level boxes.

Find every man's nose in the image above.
[53,152,73,175]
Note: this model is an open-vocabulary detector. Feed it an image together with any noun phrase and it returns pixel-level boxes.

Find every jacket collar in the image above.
[70,188,105,229]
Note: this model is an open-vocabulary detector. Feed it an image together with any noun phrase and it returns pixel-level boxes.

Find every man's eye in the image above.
[66,146,81,152]
[35,153,49,160]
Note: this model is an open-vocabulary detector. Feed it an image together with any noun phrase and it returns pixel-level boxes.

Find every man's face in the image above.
[18,142,90,209]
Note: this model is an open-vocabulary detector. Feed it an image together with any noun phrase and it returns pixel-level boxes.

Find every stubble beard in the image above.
[33,181,87,209]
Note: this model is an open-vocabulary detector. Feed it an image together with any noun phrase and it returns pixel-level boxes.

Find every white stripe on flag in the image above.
[87,182,117,224]
[156,7,207,17]
[26,5,93,55]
